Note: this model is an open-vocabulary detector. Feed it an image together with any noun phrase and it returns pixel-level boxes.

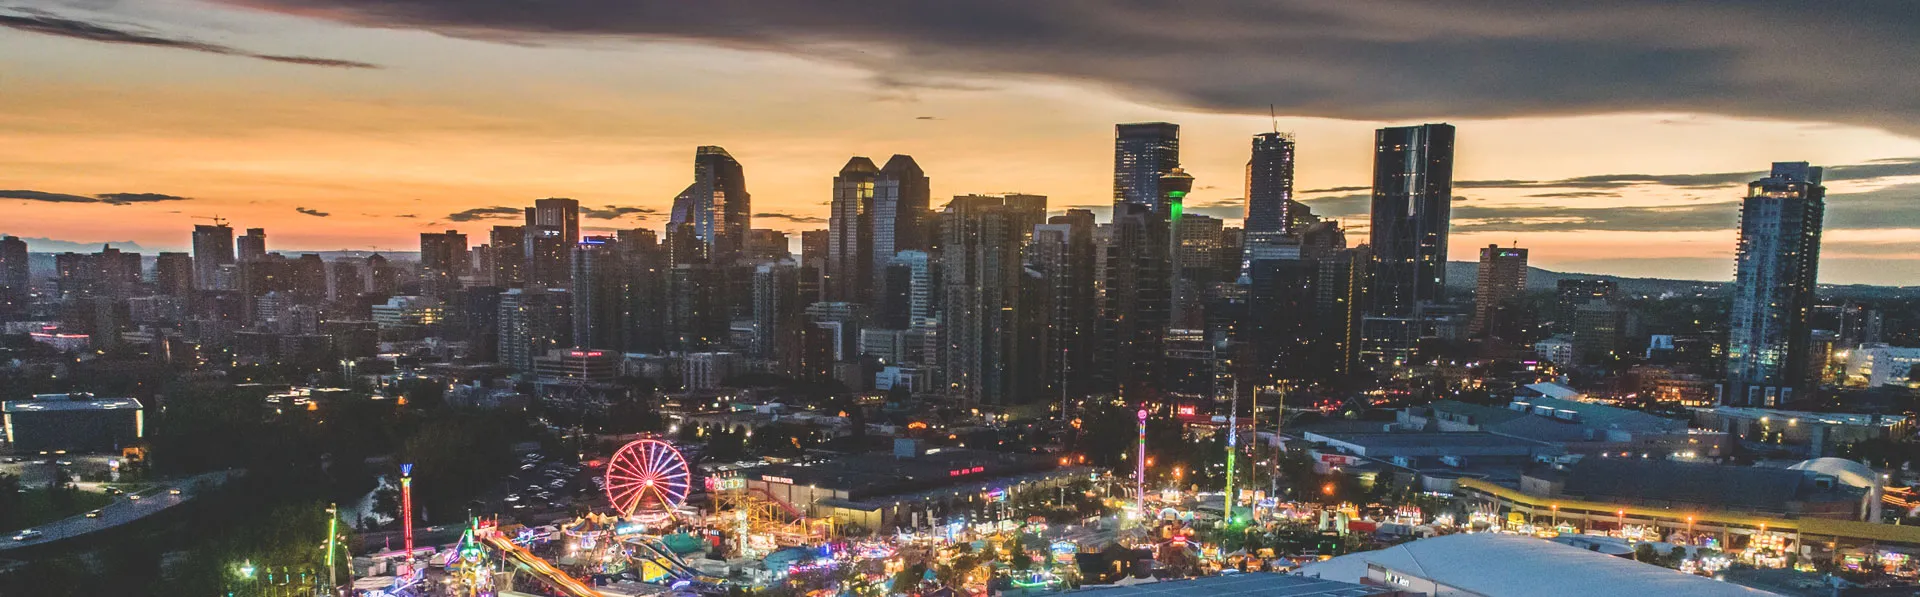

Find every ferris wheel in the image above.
[604,439,691,517]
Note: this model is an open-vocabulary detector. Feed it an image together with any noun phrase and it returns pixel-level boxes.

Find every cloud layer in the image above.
[1,189,191,205]
[0,9,378,69]
[212,1,1920,133]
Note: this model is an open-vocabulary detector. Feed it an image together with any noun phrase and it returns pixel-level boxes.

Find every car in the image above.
[505,494,521,502]
[520,463,537,470]
[54,460,73,466]
[1,457,19,464]
[12,530,42,541]
[104,487,124,495]
[85,510,102,518]
[168,488,182,495]
[128,494,141,500]
[30,460,49,465]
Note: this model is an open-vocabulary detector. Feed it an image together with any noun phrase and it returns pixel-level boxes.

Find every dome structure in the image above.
[1789,457,1880,490]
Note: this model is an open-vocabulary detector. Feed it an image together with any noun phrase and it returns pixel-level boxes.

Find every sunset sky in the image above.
[4,1,1918,284]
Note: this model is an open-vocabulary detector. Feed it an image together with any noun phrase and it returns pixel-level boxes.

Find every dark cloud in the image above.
[446,206,522,221]
[96,192,190,205]
[1525,191,1619,199]
[580,205,658,219]
[1,189,94,203]
[754,212,827,224]
[295,207,331,217]
[3,189,190,205]
[0,10,379,69]
[1299,193,1370,218]
[1301,186,1370,194]
[1456,157,1920,192]
[1450,181,1920,233]
[210,1,1920,134]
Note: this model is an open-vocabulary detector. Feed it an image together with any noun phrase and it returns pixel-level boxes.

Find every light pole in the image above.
[1136,408,1148,516]
[326,503,338,594]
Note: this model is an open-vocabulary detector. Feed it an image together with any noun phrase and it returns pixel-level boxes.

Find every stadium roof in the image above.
[1070,572,1389,597]
[1561,458,1859,513]
[2,396,143,413]
[1294,533,1772,597]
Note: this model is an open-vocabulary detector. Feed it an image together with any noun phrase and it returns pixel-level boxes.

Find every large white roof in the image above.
[1294,533,1774,597]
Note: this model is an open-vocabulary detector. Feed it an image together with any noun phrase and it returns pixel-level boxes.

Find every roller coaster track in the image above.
[480,533,601,597]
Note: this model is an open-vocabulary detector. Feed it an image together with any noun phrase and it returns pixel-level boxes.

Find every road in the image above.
[0,470,238,551]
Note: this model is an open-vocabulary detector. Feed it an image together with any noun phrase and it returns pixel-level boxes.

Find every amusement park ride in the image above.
[397,437,833,596]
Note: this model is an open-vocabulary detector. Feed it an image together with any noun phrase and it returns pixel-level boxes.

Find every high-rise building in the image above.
[498,287,572,373]
[490,225,526,288]
[1103,201,1171,398]
[1727,162,1826,406]
[1245,132,1296,238]
[570,236,625,351]
[2,235,31,317]
[419,230,468,296]
[752,262,803,362]
[1362,123,1455,367]
[154,252,194,299]
[1471,244,1528,339]
[524,225,571,289]
[237,228,268,263]
[1172,213,1223,330]
[328,259,363,302]
[530,198,580,245]
[192,223,235,290]
[1556,279,1617,333]
[942,194,1045,404]
[289,253,327,304]
[1029,210,1098,399]
[671,146,751,263]
[747,229,792,263]
[1113,122,1181,212]
[871,155,931,295]
[827,157,878,303]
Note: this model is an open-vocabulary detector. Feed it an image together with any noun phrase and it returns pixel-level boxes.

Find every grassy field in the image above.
[4,489,115,533]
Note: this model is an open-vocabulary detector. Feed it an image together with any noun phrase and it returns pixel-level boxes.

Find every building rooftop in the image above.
[1710,406,1907,428]
[1294,532,1772,597]
[1508,396,1687,434]
[1306,431,1550,456]
[1560,458,1862,514]
[1426,400,1528,426]
[753,448,1058,502]
[3,395,143,412]
[1069,572,1388,597]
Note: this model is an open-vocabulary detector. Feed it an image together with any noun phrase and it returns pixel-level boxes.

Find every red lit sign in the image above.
[1175,405,1198,417]
[947,466,987,477]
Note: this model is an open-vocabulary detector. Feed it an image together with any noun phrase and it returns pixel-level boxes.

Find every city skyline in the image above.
[5,1,1920,286]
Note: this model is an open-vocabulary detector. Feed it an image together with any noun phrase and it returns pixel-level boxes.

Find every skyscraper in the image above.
[419,229,469,297]
[1727,162,1826,406]
[490,225,526,288]
[237,228,268,263]
[1112,122,1181,212]
[871,155,931,296]
[1470,244,1528,339]
[1029,210,1097,399]
[154,252,194,299]
[1362,123,1455,367]
[570,236,626,351]
[672,146,751,263]
[191,223,235,290]
[1245,132,1296,237]
[530,198,580,245]
[943,194,1045,404]
[498,287,572,373]
[827,157,878,303]
[1555,279,1616,333]
[1103,201,1171,398]
[0,236,27,317]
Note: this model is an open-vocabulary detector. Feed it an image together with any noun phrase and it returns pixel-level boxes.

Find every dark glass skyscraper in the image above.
[1245,132,1296,237]
[675,146,751,263]
[871,155,930,296]
[1726,162,1825,406]
[1112,123,1181,212]
[827,156,878,303]
[0,235,27,317]
[1362,123,1455,367]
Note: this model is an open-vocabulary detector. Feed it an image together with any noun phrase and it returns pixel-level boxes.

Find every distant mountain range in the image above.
[1444,262,1920,299]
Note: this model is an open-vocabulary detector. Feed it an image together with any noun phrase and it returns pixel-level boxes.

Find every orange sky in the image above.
[3,0,1918,284]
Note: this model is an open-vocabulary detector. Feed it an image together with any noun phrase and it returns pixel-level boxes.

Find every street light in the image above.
[238,559,256,579]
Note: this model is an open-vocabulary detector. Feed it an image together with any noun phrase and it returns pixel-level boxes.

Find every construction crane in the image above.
[191,215,228,226]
